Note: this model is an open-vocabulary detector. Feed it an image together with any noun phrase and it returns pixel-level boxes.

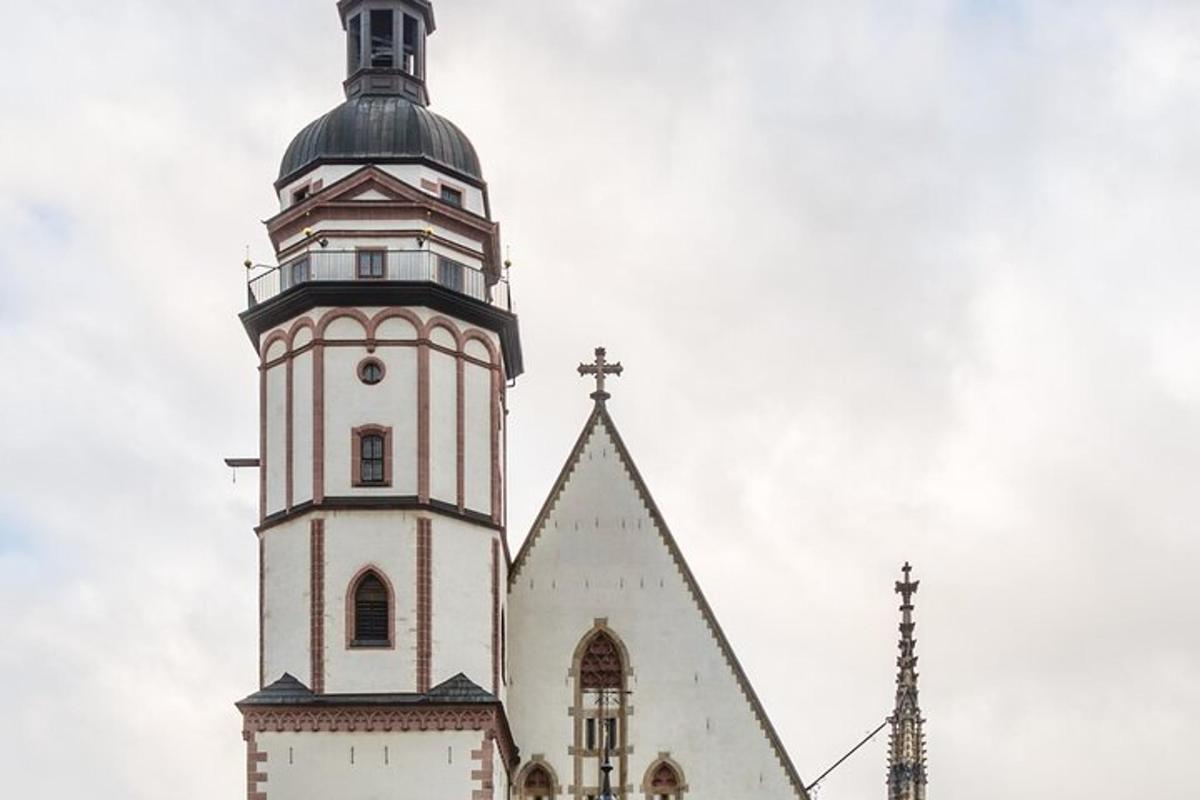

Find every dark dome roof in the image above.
[278,95,482,185]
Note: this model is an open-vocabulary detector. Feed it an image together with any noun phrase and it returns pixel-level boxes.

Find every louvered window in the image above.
[353,572,390,645]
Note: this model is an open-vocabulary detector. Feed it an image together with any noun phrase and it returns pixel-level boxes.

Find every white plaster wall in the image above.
[323,510,419,693]
[323,343,420,497]
[257,729,484,800]
[263,518,312,687]
[429,522,498,692]
[265,363,287,516]
[463,361,491,514]
[508,421,802,799]
[293,350,314,505]
[428,349,457,505]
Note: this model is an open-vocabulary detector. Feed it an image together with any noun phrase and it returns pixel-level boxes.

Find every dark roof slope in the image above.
[237,672,495,708]
[278,95,482,187]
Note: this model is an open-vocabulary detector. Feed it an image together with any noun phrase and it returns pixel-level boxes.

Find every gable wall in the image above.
[507,419,803,799]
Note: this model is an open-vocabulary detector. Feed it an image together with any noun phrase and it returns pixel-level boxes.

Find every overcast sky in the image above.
[2,0,1199,797]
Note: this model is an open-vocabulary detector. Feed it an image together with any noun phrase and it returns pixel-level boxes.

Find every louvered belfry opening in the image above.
[579,631,622,690]
[354,572,390,645]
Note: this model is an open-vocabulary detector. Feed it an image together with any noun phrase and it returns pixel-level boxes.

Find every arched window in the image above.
[520,763,556,799]
[644,759,685,799]
[351,570,391,647]
[573,626,629,797]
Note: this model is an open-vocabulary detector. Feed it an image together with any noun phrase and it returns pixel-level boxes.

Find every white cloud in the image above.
[1,1,1197,797]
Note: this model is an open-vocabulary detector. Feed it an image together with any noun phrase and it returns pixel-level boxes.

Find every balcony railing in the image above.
[247,250,510,310]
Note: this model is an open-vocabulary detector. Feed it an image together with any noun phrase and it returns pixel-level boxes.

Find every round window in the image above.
[359,358,385,385]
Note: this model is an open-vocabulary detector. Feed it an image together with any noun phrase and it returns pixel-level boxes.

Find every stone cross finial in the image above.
[578,347,623,402]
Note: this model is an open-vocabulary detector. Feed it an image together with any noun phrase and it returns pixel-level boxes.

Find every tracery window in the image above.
[520,763,556,799]
[645,760,683,799]
[574,628,629,796]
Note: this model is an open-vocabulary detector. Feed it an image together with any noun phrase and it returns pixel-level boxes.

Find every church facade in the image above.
[233,3,924,798]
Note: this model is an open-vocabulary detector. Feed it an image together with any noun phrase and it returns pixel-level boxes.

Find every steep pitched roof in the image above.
[511,402,811,800]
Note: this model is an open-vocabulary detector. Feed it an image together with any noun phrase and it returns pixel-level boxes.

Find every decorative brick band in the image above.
[240,704,517,772]
[472,732,496,800]
[416,518,432,692]
[417,342,430,503]
[244,729,268,800]
[310,519,325,694]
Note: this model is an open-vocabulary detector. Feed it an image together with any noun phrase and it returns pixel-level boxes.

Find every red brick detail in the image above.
[244,729,269,800]
[491,538,501,696]
[313,342,325,503]
[456,354,466,511]
[258,366,267,525]
[240,705,518,772]
[417,342,430,503]
[416,518,433,692]
[285,354,294,510]
[490,365,502,525]
[310,519,325,693]
[471,732,496,800]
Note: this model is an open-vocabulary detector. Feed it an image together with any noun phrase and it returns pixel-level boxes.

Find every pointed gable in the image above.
[508,404,810,799]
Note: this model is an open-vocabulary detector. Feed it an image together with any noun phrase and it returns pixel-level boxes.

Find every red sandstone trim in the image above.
[420,315,467,351]
[456,354,465,511]
[366,307,424,338]
[310,519,325,694]
[258,366,267,525]
[351,424,394,487]
[416,517,432,692]
[344,564,397,650]
[490,365,501,525]
[313,342,325,504]
[285,354,294,510]
[472,732,496,800]
[244,729,268,800]
[491,538,500,696]
[315,306,371,339]
[417,342,430,503]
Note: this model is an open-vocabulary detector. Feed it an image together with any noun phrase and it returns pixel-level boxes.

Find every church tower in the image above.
[888,563,928,800]
[235,2,521,797]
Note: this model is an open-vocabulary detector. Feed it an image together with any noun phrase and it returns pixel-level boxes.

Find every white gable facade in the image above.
[508,404,808,800]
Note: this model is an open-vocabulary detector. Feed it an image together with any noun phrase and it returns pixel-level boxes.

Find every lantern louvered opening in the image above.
[353,572,390,646]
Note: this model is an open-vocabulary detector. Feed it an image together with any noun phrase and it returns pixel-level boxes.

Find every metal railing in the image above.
[247,249,510,310]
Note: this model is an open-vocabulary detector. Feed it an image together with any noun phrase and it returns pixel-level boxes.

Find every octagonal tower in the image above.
[236,2,520,796]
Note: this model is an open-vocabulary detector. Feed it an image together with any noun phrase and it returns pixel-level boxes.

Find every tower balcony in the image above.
[247,249,510,311]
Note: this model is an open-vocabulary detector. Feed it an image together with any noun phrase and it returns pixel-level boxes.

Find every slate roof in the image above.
[278,95,483,187]
[237,672,496,708]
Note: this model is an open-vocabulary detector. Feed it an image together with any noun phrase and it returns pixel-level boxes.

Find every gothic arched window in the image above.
[644,759,685,799]
[350,570,391,647]
[572,627,629,796]
[520,763,556,799]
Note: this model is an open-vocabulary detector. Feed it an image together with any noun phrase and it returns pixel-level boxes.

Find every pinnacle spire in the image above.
[888,562,927,800]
